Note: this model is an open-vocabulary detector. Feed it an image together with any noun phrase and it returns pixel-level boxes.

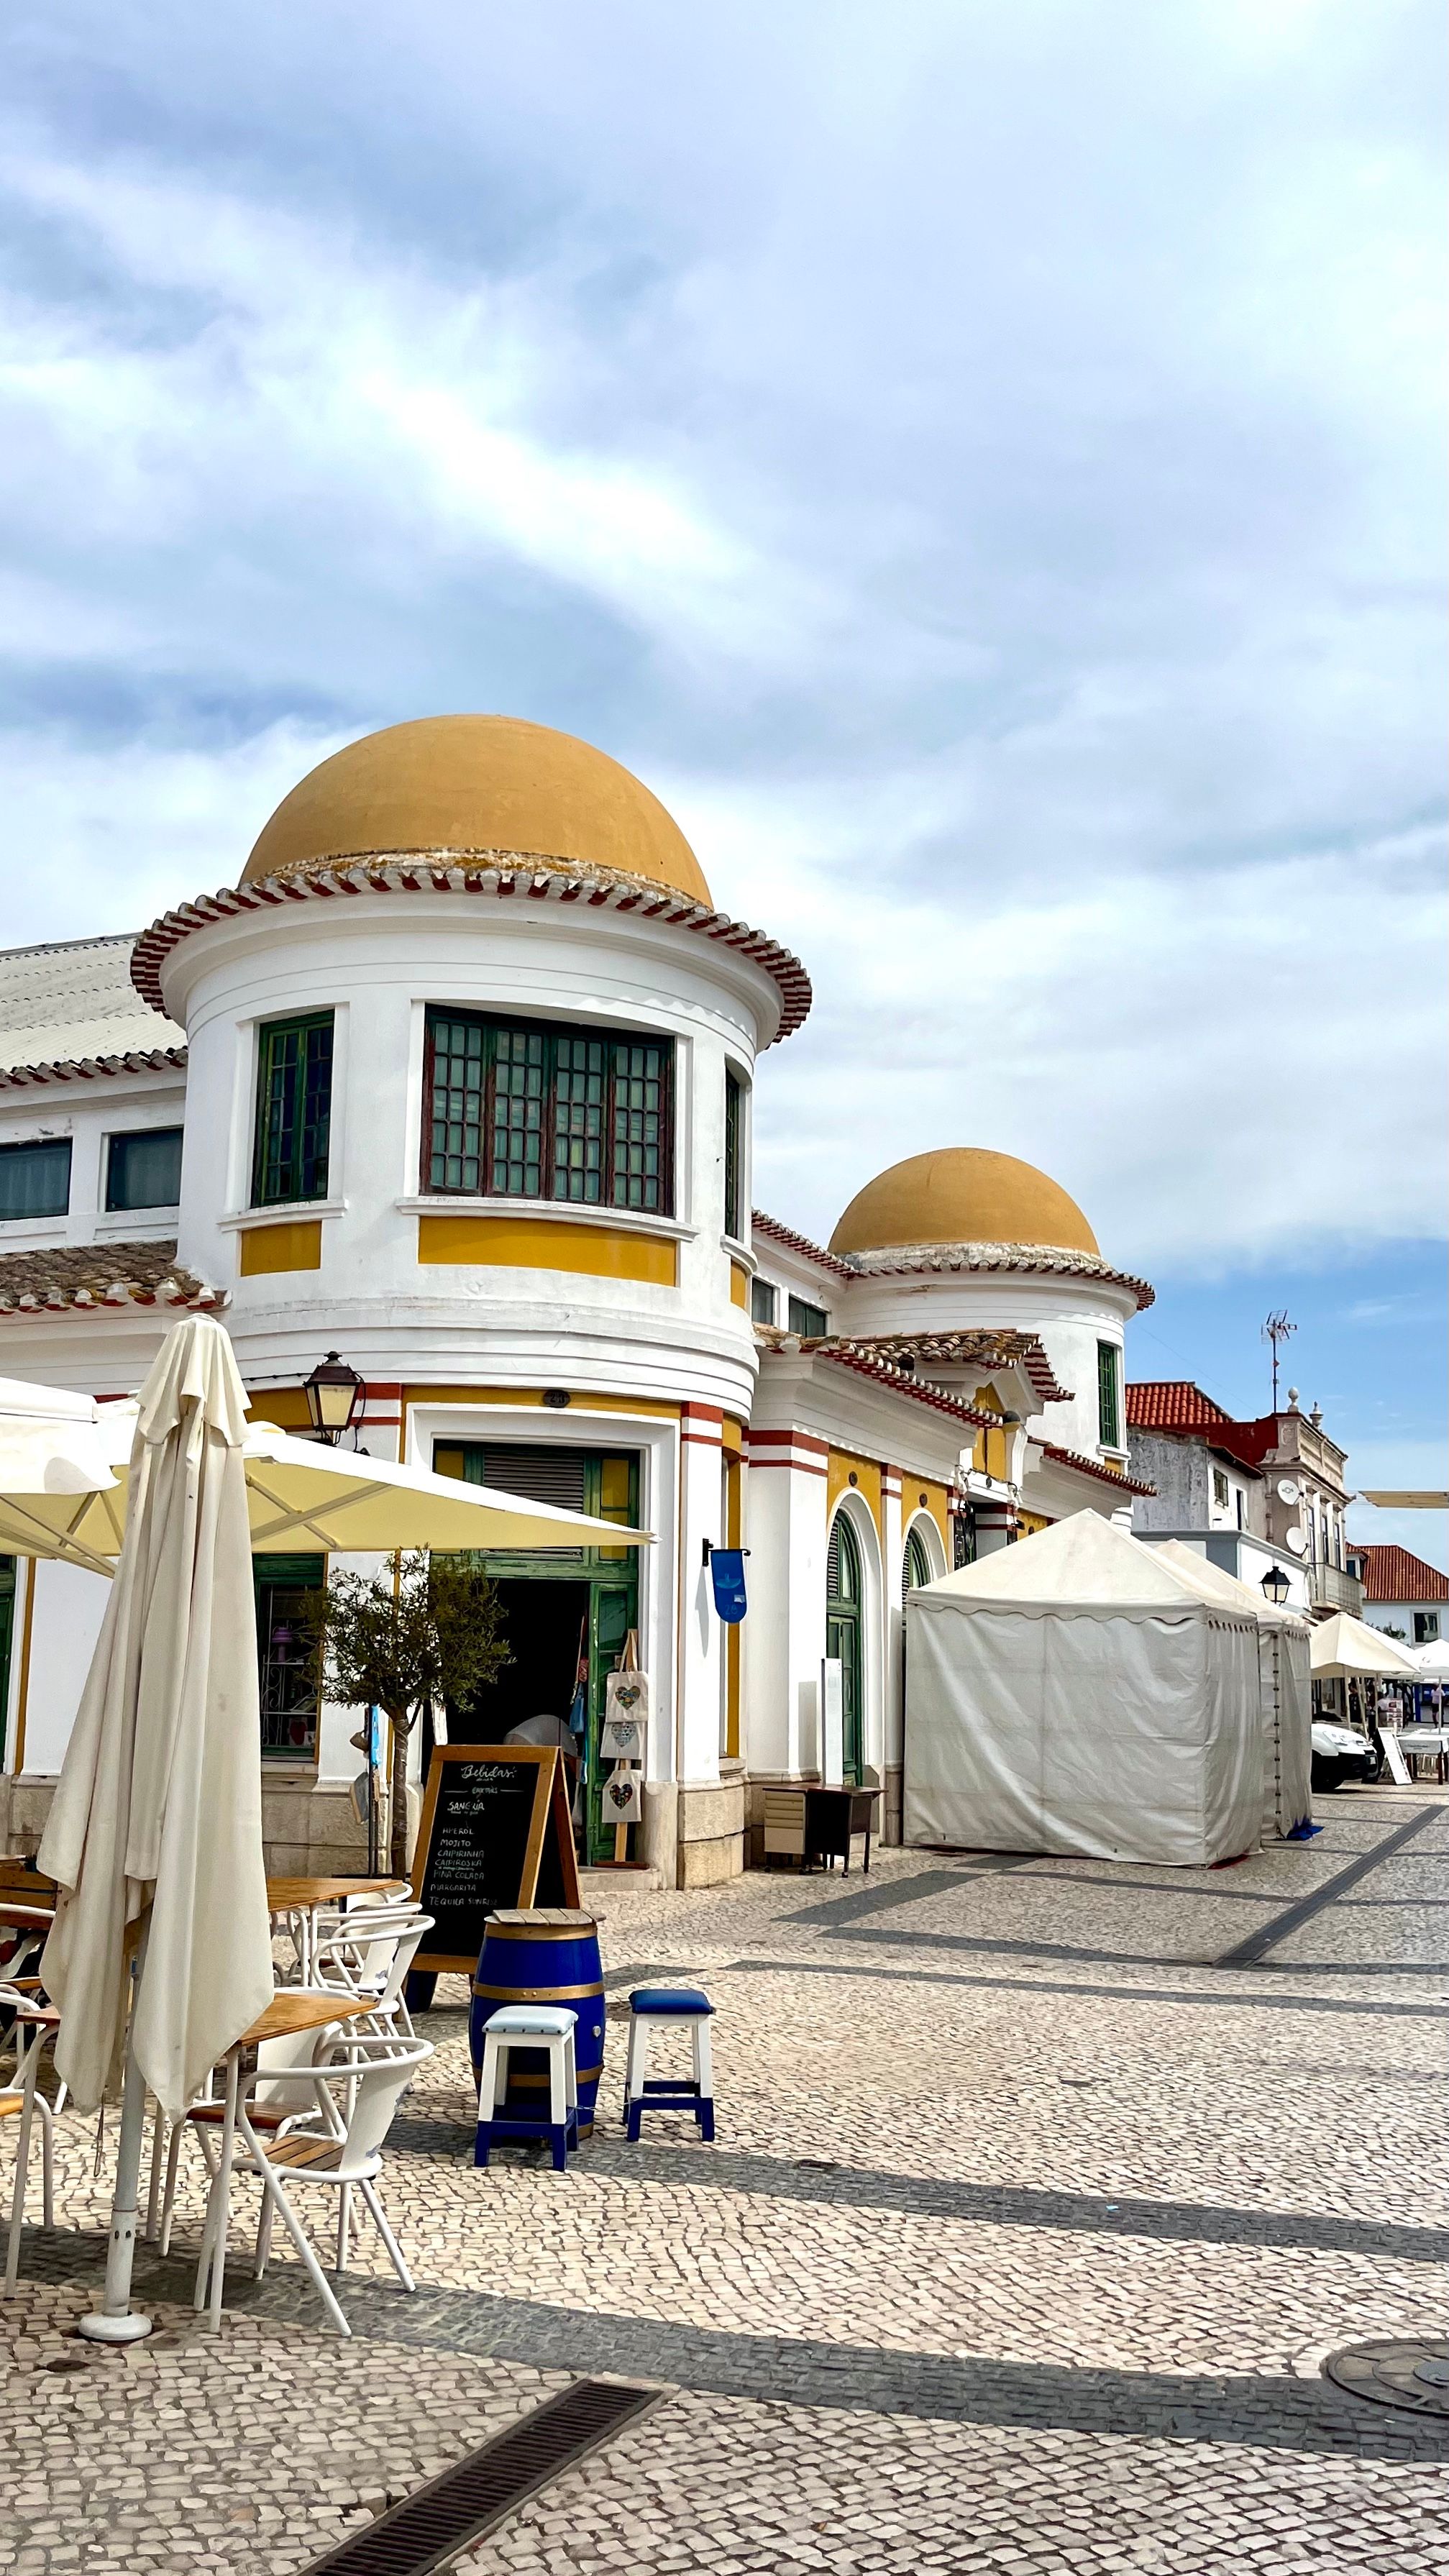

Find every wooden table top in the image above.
[239,1991,370,2047]
[265,1876,408,1911]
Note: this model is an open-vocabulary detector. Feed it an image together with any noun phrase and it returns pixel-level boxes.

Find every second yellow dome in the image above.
[831,1148,1100,1258]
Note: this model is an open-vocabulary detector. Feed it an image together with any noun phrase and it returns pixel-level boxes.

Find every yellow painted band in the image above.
[239,1219,323,1276]
[418,1212,677,1285]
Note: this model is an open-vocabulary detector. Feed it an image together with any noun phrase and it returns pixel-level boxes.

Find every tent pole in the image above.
[77,1929,153,2345]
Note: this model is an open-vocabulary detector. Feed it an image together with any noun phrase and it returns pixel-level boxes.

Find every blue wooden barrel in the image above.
[470,1909,605,2139]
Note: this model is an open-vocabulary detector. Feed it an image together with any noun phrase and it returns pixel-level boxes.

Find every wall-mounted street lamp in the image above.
[303,1350,365,1445]
[1260,1563,1291,1609]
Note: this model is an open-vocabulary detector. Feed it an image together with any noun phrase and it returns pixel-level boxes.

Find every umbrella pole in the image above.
[77,1933,154,2345]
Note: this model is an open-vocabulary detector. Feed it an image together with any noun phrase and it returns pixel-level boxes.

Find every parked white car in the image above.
[1310,1720,1377,1792]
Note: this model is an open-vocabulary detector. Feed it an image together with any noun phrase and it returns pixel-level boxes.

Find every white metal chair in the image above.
[157,2002,348,2255]
[194,2032,432,2337]
[310,1909,433,2037]
[2,1990,58,2284]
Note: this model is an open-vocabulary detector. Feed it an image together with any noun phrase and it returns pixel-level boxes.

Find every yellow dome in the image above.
[241,714,712,905]
[830,1148,1099,1258]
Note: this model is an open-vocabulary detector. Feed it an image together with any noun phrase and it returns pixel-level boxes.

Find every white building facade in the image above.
[0,715,1156,1885]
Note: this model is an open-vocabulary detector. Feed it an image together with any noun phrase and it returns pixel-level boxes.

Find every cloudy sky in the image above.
[1,3,1444,1554]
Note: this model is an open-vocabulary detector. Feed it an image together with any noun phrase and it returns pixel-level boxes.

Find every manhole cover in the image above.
[1325,2339,1449,2417]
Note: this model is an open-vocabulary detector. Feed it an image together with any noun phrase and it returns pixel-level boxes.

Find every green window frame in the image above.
[0,1138,71,1221]
[904,1525,933,1592]
[1097,1341,1121,1449]
[106,1127,183,1212]
[788,1294,829,1338]
[253,1553,325,1762]
[252,1013,333,1207]
[423,1008,673,1215]
[723,1069,744,1240]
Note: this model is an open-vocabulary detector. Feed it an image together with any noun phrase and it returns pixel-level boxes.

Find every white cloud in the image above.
[0,0,1440,1298]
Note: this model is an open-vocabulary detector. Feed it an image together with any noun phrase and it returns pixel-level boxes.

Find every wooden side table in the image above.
[762,1786,880,1874]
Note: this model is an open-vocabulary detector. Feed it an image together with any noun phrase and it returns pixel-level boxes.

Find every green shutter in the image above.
[252,1014,333,1206]
[723,1071,742,1238]
[1097,1343,1120,1448]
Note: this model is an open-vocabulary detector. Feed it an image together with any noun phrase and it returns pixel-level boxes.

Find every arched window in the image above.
[903,1525,933,1594]
[826,1509,864,1786]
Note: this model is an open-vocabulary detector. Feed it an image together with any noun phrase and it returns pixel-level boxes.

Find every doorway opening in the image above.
[826,1507,864,1787]
[434,1438,640,1863]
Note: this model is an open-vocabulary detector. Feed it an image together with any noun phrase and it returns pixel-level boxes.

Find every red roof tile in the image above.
[1125,1381,1233,1430]
[750,1210,856,1279]
[1348,1544,1449,1605]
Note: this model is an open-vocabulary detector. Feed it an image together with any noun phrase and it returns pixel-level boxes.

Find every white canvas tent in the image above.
[1150,1541,1312,1840]
[904,1512,1262,1867]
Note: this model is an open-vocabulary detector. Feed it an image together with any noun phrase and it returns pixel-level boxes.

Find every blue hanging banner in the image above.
[710,1547,749,1624]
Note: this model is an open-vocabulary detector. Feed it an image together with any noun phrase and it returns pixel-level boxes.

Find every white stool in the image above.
[475,2004,578,2172]
[623,1986,716,2142]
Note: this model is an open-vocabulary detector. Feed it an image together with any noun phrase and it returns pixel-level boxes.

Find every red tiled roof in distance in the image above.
[1125,1381,1233,1430]
[1348,1543,1449,1605]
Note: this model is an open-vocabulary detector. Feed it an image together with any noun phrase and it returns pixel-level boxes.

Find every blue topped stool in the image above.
[624,1986,716,2142]
[475,2004,579,2172]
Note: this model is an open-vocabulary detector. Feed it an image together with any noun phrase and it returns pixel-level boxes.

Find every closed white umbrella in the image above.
[1309,1612,1420,1679]
[38,1317,273,2342]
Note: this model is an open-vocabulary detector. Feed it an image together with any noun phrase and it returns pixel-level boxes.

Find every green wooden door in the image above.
[826,1510,864,1787]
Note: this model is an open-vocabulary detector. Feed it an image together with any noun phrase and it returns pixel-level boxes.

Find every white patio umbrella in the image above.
[1308,1612,1420,1680]
[39,1317,273,2344]
[4,1400,650,1564]
[0,1376,122,1568]
[1412,1640,1449,1680]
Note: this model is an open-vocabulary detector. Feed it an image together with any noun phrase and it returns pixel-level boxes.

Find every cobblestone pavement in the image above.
[3,1780,1448,2570]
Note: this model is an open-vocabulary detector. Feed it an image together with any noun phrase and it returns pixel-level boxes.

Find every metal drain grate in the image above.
[299,2378,662,2576]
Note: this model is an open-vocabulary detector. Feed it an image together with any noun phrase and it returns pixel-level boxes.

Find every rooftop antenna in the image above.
[1262,1310,1295,1412]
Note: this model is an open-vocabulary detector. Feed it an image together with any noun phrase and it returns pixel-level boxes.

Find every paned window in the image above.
[254,1554,324,1761]
[723,1070,744,1239]
[424,1010,672,1214]
[788,1294,829,1338]
[751,1276,778,1325]
[252,1013,333,1207]
[0,1138,70,1221]
[106,1128,183,1212]
[1097,1341,1120,1449]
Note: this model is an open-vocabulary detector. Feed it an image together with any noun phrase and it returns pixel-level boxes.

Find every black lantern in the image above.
[1260,1563,1291,1609]
[303,1351,364,1445]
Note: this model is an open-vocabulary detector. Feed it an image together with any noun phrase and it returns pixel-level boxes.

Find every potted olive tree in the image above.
[302,1552,510,1876]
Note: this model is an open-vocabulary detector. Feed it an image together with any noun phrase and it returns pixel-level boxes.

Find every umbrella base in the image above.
[77,2308,152,2344]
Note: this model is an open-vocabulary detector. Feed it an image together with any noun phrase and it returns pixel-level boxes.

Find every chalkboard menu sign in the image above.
[409,1745,580,1976]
